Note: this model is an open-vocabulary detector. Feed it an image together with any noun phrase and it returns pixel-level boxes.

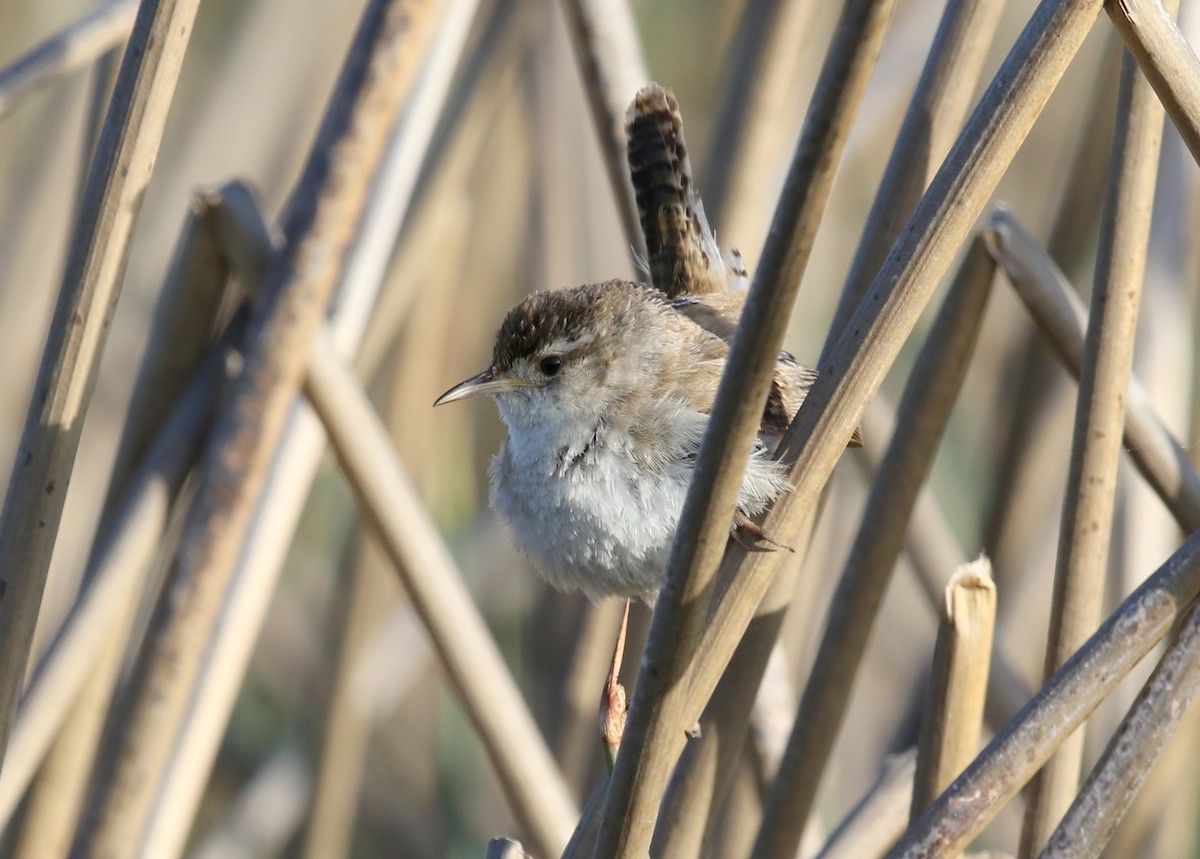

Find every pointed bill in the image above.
[434,368,521,406]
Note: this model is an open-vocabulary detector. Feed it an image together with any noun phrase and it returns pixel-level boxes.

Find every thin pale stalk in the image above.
[594,1,895,854]
[703,0,819,239]
[300,548,393,859]
[137,0,483,847]
[0,0,138,119]
[986,210,1200,532]
[814,750,916,859]
[823,0,1009,351]
[0,348,223,832]
[75,3,438,854]
[1037,597,1200,859]
[754,239,995,858]
[0,0,202,774]
[304,328,578,856]
[980,29,1121,586]
[1019,42,1167,857]
[558,0,648,258]
[885,527,1200,858]
[911,558,996,820]
[189,747,311,859]
[1107,0,1200,166]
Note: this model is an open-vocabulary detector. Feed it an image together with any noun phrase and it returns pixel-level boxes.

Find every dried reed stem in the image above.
[0,0,138,119]
[814,750,916,859]
[0,348,223,831]
[740,0,1113,851]
[1019,40,1167,856]
[75,3,437,853]
[0,0,202,774]
[912,559,996,820]
[15,190,238,859]
[980,29,1121,580]
[823,0,1008,350]
[137,0,480,842]
[1107,0,1200,165]
[1037,597,1200,859]
[986,210,1200,531]
[593,1,895,853]
[754,238,994,857]
[305,329,577,856]
[559,0,648,258]
[886,528,1200,857]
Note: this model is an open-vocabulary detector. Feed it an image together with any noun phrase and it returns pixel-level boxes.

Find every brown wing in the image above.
[666,298,864,448]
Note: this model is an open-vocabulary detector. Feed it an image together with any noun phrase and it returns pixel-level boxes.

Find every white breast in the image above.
[489,410,790,602]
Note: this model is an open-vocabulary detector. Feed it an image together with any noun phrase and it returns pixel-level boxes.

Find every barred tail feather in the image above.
[625,84,729,297]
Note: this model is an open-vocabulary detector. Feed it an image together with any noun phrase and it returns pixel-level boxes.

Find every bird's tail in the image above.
[626,84,740,297]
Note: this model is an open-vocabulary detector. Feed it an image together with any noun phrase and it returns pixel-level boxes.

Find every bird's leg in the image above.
[600,598,631,770]
[732,511,794,553]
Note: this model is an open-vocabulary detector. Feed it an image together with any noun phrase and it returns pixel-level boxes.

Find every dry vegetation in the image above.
[0,0,1198,857]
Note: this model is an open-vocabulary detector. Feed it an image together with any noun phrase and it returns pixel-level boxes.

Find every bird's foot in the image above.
[732,512,794,553]
[600,599,631,771]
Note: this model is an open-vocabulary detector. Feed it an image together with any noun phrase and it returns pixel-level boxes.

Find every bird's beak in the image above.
[434,367,520,406]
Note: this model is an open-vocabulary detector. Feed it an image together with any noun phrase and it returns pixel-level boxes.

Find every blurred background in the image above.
[0,0,1197,856]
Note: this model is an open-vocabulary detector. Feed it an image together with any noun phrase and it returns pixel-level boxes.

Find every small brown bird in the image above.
[435,85,860,603]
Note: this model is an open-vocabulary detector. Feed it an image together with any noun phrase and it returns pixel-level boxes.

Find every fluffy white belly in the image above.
[489,433,789,602]
[490,443,688,601]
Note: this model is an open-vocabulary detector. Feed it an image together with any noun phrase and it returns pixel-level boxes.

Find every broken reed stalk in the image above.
[0,0,138,119]
[1107,0,1200,165]
[15,191,240,858]
[136,0,482,842]
[593,0,896,854]
[985,210,1200,532]
[822,0,1008,352]
[813,750,916,859]
[911,559,996,820]
[74,3,438,854]
[885,528,1200,856]
[0,348,223,833]
[0,0,202,776]
[1036,597,1200,859]
[304,328,578,857]
[753,238,994,859]
[855,400,1035,731]
[1018,38,1167,857]
[559,0,649,259]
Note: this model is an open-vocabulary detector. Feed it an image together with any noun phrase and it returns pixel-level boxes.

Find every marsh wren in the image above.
[435,85,860,604]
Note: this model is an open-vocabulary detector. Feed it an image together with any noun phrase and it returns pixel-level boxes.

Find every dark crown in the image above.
[491,280,662,370]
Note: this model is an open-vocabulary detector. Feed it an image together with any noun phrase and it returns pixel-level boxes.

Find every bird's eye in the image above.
[539,355,562,376]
